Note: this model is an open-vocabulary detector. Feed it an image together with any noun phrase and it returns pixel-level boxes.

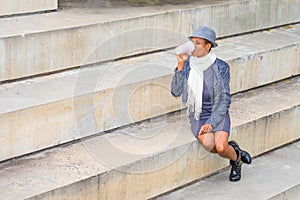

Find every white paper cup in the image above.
[175,40,195,55]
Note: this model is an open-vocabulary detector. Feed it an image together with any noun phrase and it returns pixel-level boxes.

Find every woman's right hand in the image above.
[176,53,188,71]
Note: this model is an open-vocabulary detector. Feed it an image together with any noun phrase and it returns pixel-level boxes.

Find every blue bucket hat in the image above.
[188,26,218,48]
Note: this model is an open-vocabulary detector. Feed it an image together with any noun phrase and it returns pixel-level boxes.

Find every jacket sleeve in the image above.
[171,69,185,97]
[206,62,231,128]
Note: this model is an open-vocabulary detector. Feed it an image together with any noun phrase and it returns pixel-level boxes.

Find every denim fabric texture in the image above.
[171,57,231,129]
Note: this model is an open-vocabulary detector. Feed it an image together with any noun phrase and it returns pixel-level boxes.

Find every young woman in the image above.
[171,26,251,181]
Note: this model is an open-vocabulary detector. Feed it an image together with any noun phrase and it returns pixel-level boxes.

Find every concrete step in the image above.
[155,140,300,200]
[0,76,299,200]
[270,184,300,200]
[0,0,299,81]
[0,0,57,17]
[0,24,299,162]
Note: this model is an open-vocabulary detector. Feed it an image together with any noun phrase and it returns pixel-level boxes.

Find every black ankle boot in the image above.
[229,159,242,182]
[228,140,252,164]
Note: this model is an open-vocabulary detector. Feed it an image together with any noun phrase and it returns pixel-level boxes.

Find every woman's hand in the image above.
[198,124,213,135]
[176,53,188,70]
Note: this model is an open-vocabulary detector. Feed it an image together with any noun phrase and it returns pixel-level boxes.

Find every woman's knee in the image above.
[214,131,230,155]
[215,142,228,155]
[198,134,215,151]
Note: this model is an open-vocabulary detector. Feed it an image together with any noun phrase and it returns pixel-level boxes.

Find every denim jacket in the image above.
[171,57,231,129]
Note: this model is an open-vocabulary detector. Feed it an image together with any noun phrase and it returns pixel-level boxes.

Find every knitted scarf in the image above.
[187,52,216,120]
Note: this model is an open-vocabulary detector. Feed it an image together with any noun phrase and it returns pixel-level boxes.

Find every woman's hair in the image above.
[204,39,213,52]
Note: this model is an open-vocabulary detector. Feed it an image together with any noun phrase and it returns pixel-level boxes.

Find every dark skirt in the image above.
[189,112,231,138]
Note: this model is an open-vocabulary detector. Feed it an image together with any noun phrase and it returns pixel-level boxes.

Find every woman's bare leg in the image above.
[198,132,217,153]
[213,131,237,160]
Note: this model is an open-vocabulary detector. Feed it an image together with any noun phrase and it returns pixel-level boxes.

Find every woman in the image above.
[171,26,251,181]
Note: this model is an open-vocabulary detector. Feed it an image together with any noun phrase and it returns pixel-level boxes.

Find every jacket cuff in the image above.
[174,67,185,75]
[205,118,215,129]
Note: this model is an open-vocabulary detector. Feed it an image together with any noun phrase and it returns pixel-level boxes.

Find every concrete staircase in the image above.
[0,0,299,199]
[1,0,299,82]
[1,75,300,199]
[155,140,300,200]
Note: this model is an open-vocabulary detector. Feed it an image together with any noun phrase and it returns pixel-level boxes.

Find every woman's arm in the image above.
[171,54,189,97]
[171,70,185,97]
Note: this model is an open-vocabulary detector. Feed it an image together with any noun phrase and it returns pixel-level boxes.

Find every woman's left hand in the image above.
[199,124,213,135]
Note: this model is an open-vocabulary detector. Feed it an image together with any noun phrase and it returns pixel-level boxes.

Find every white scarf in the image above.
[187,52,216,120]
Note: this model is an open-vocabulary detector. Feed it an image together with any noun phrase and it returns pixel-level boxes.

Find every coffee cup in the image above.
[175,40,195,55]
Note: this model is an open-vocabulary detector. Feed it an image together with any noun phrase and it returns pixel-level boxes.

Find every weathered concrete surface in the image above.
[0,76,299,200]
[0,0,57,17]
[214,25,300,94]
[155,141,300,200]
[270,184,300,200]
[0,0,299,81]
[0,24,299,162]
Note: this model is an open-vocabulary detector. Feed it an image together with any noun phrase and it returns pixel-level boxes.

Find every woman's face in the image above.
[191,37,211,57]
